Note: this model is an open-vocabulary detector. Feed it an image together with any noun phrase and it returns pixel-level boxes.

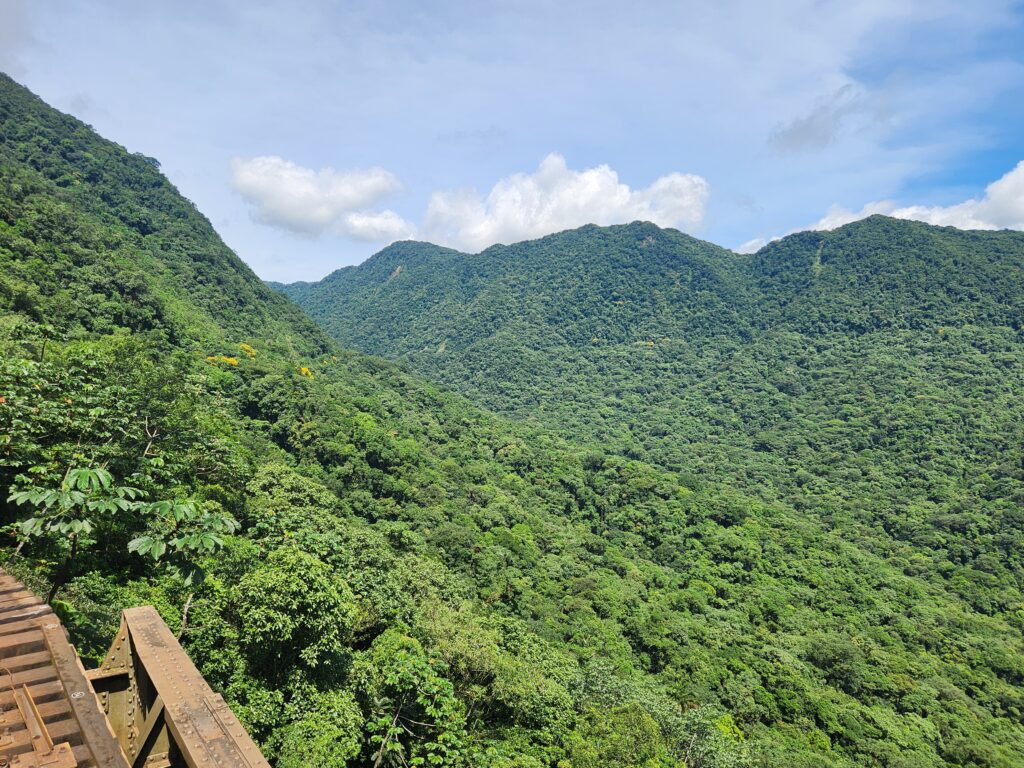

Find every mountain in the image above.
[281,217,1024,766]
[0,73,759,767]
[279,218,1024,513]
[0,75,327,355]
[5,71,1024,767]
[275,223,755,416]
[752,216,1024,333]
[279,217,1024,417]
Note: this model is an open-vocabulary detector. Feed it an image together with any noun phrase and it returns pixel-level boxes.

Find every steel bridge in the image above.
[0,568,269,768]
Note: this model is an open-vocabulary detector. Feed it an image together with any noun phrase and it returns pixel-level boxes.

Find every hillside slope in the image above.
[276,223,756,412]
[0,74,760,767]
[752,217,1024,333]
[5,73,1024,767]
[282,217,1024,766]
[280,219,1024,560]
[0,75,333,356]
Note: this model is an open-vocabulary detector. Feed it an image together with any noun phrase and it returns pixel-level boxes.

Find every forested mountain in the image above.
[0,72,754,767]
[281,216,1024,766]
[4,71,1024,768]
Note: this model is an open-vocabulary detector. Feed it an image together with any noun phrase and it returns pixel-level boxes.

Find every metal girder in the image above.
[0,568,128,768]
[92,607,270,768]
[6,684,77,768]
[41,623,130,768]
[0,569,269,768]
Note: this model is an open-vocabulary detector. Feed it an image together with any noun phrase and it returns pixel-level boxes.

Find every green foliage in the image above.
[675,709,750,768]
[234,547,356,671]
[565,703,667,767]
[4,71,1023,768]
[353,629,469,766]
[128,498,238,582]
[10,467,142,540]
[5,465,229,598]
[276,689,363,768]
[0,72,328,355]
[282,216,1024,766]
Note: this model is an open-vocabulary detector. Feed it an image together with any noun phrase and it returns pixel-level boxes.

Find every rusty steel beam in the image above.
[0,568,127,768]
[41,623,130,768]
[0,569,269,768]
[9,684,77,768]
[93,607,270,768]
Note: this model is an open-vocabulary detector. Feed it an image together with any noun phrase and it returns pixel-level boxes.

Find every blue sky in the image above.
[2,0,1023,281]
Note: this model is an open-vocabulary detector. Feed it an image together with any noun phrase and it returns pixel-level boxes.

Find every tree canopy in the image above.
[4,71,1024,766]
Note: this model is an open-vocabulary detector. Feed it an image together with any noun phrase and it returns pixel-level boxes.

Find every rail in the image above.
[0,569,269,768]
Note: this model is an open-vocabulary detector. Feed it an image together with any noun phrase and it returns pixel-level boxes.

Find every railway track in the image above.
[0,569,269,768]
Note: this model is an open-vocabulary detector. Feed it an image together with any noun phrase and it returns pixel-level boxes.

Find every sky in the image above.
[2,0,1023,282]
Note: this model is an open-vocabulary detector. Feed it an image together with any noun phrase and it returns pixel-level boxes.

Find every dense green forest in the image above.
[3,71,1024,768]
[281,209,1024,764]
[279,218,1024,617]
[0,73,756,768]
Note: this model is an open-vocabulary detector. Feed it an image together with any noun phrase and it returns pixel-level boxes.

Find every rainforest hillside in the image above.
[3,72,1024,768]
[282,215,1024,765]
[279,219,1024,613]
[0,72,757,767]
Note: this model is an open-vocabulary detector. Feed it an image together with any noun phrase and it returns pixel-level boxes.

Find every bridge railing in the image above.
[86,606,269,768]
[0,569,269,768]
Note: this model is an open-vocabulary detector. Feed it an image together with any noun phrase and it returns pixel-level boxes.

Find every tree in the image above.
[8,466,236,603]
[276,689,363,768]
[565,703,668,768]
[127,497,238,583]
[9,467,144,601]
[352,629,468,767]
[233,547,357,675]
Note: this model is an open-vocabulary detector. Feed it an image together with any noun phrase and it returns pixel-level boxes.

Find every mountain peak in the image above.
[0,72,329,353]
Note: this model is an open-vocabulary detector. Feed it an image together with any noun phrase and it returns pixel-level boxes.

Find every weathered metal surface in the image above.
[0,569,269,768]
[9,684,77,767]
[94,607,270,768]
[0,568,128,768]
[41,623,131,768]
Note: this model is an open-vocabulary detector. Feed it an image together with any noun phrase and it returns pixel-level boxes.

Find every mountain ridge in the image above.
[278,211,1024,766]
[0,72,330,354]
[0,70,775,768]
[7,72,1024,768]
[274,212,1024,289]
[277,215,1024,363]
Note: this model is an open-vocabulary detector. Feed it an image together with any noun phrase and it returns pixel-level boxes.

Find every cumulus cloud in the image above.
[230,155,414,241]
[809,161,1024,231]
[809,200,902,231]
[422,153,709,252]
[734,237,768,254]
[733,162,1024,252]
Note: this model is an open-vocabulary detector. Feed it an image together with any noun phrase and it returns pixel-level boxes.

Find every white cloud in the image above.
[422,153,709,252]
[736,162,1024,251]
[809,161,1024,232]
[230,155,413,241]
[341,210,414,241]
[734,237,768,254]
[809,200,901,231]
